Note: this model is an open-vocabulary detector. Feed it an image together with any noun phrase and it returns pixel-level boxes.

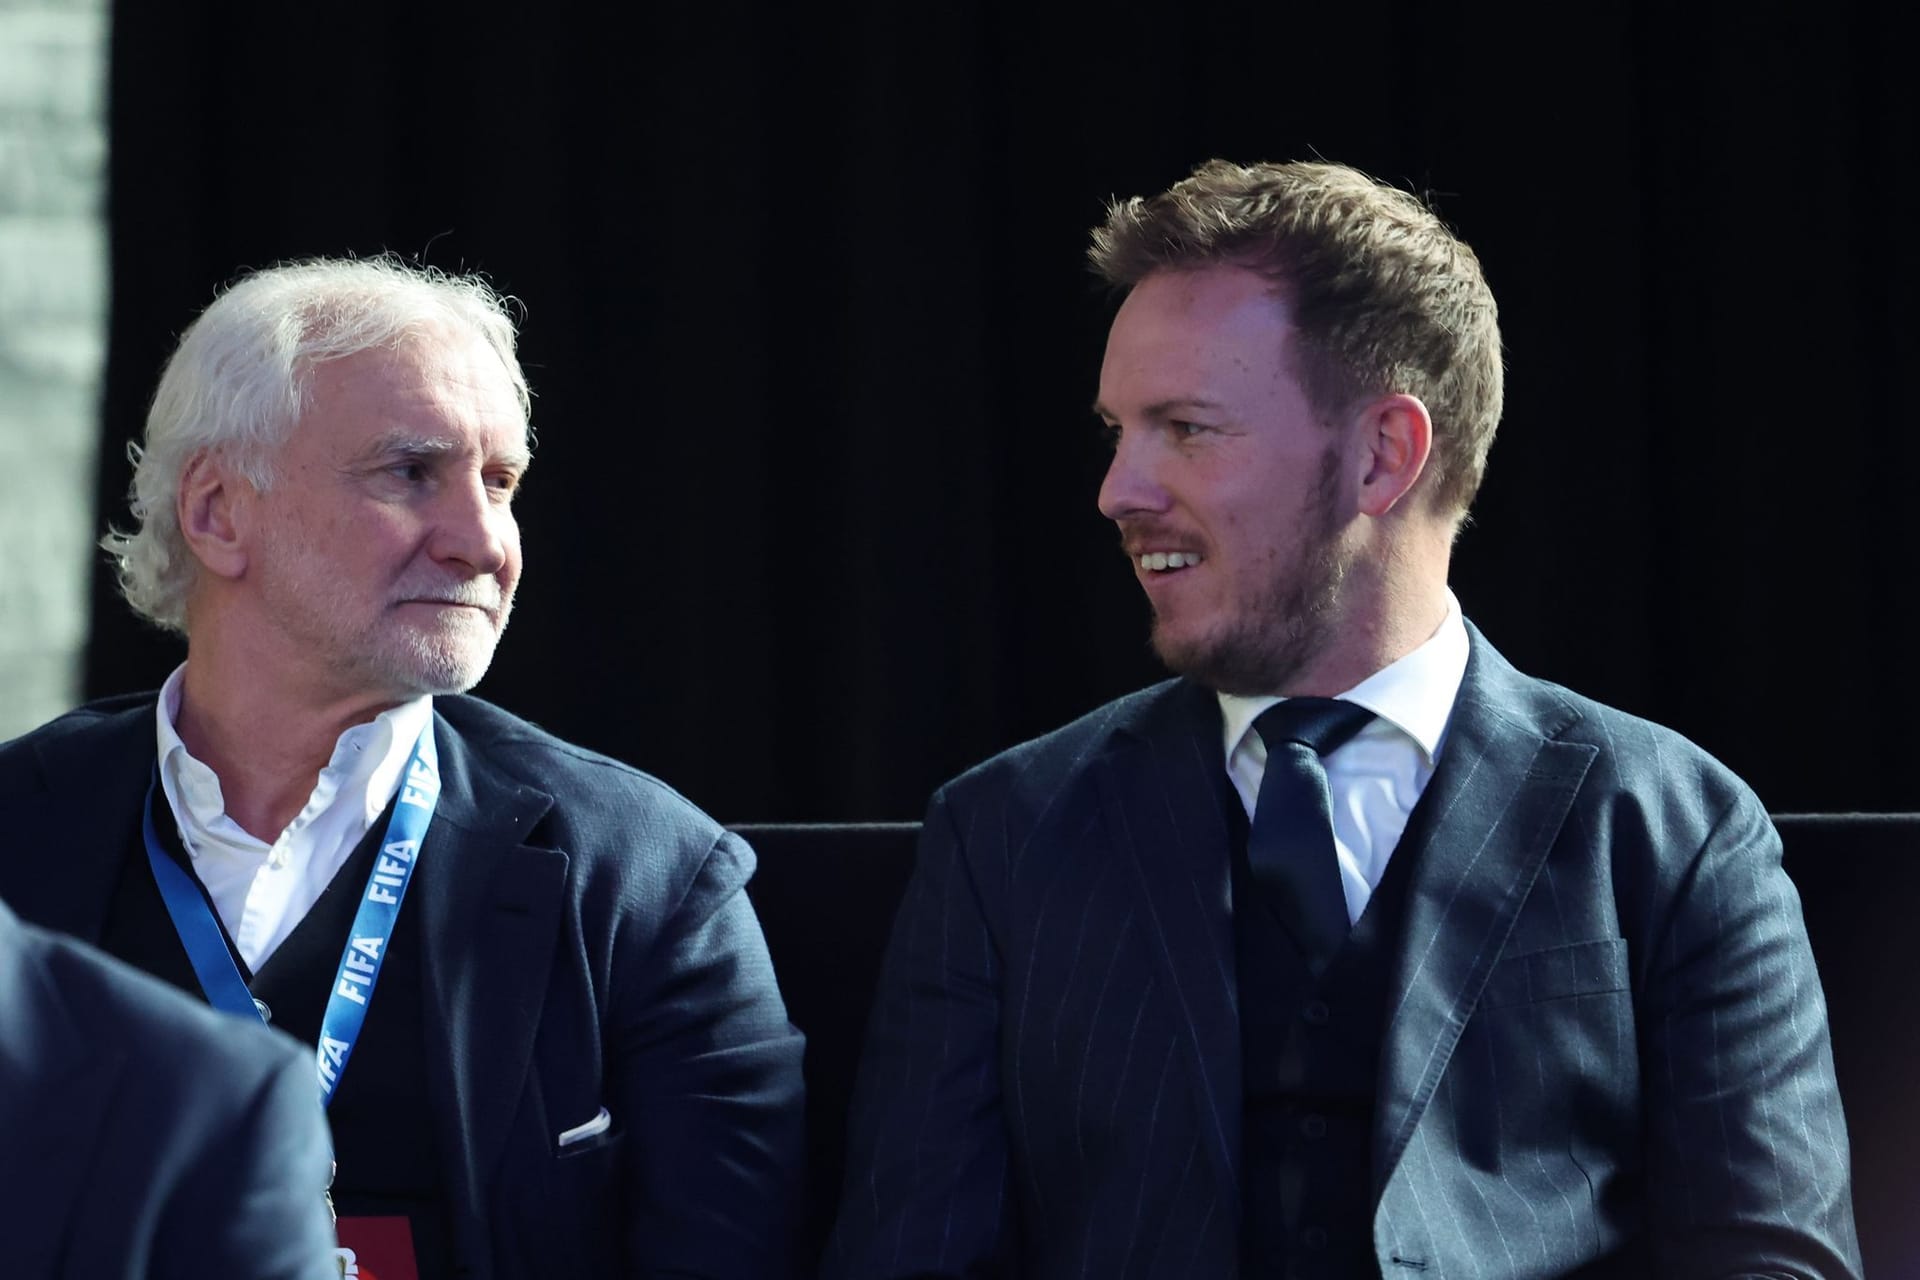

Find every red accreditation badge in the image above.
[333,1216,419,1280]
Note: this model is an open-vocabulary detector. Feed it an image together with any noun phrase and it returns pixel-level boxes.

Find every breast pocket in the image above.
[515,1110,625,1275]
[1477,937,1629,1010]
[1450,938,1640,1184]
[555,1104,615,1154]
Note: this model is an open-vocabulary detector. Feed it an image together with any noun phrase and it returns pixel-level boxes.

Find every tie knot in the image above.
[1254,698,1373,756]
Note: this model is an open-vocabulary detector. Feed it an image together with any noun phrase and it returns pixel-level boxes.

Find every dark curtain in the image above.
[94,1,1918,820]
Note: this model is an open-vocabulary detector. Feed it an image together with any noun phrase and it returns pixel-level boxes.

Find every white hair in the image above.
[100,256,531,633]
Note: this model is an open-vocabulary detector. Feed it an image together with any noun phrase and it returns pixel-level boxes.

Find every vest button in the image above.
[1300,1113,1327,1139]
[1301,999,1330,1025]
[1303,1226,1329,1250]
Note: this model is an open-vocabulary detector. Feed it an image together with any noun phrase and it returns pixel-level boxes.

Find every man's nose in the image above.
[430,473,512,575]
[1096,430,1171,522]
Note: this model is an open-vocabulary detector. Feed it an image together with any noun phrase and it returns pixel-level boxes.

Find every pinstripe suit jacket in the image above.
[825,626,1860,1279]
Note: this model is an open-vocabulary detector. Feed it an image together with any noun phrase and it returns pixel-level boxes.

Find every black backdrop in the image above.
[91,2,1917,821]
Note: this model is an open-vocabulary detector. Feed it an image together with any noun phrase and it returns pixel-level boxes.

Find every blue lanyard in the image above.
[144,723,439,1107]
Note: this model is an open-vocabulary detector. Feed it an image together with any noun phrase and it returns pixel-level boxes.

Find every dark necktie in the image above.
[1247,698,1374,972]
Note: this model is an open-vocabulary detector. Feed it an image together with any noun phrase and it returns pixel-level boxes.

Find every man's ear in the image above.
[176,450,251,580]
[1353,393,1433,518]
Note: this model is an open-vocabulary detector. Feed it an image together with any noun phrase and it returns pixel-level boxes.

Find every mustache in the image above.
[1115,521,1205,557]
[393,580,507,611]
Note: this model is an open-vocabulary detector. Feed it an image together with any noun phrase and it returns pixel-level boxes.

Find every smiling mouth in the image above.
[1135,551,1205,573]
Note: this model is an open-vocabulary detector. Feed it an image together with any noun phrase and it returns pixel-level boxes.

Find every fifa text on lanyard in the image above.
[144,724,440,1106]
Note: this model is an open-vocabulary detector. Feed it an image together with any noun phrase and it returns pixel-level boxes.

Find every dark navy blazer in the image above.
[826,626,1861,1278]
[0,694,807,1280]
[0,897,338,1278]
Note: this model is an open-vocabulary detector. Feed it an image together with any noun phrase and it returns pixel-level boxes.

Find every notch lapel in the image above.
[413,714,565,1266]
[1094,681,1242,1195]
[1372,637,1597,1188]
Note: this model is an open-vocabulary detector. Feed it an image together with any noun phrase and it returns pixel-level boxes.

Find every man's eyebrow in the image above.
[353,433,457,461]
[1090,397,1227,419]
[352,433,532,469]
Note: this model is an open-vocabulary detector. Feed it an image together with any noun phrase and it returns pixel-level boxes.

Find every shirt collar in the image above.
[155,663,436,834]
[1217,590,1470,766]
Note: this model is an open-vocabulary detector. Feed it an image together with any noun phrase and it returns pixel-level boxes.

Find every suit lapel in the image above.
[1095,680,1243,1194]
[413,712,565,1259]
[1372,632,1597,1187]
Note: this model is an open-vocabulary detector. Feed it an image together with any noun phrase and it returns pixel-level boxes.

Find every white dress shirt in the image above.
[1218,593,1470,925]
[154,665,433,971]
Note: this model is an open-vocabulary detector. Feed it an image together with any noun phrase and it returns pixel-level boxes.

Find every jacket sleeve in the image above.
[823,788,1016,1280]
[612,827,809,1279]
[1639,790,1862,1279]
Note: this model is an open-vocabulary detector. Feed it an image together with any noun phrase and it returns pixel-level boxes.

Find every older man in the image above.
[827,162,1860,1278]
[0,258,804,1280]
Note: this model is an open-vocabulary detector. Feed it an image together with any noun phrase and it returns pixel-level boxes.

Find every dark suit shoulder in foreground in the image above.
[0,899,337,1280]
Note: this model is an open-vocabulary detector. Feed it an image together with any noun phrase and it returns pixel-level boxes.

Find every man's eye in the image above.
[1096,422,1121,449]
[486,471,522,498]
[390,460,430,483]
[1172,420,1206,438]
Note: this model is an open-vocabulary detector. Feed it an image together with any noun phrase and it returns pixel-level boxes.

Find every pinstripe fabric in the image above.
[826,625,1861,1279]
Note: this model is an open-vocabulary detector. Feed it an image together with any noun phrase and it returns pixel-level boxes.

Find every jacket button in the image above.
[1300,1113,1327,1139]
[1303,1226,1329,1250]
[1301,999,1330,1025]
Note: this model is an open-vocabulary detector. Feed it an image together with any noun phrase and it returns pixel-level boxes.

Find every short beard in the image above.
[1149,446,1350,696]
[376,602,512,697]
[371,579,515,698]
[252,519,512,703]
